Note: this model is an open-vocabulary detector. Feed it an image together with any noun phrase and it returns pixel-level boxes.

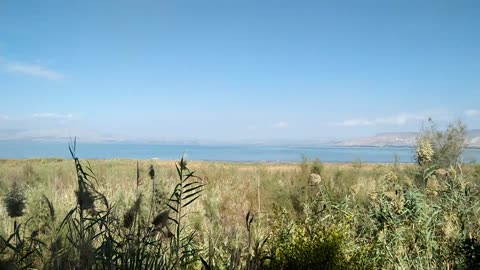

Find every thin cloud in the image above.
[376,113,426,125]
[465,109,480,117]
[338,118,374,127]
[32,113,73,119]
[0,115,9,120]
[6,63,64,80]
[273,121,288,129]
[335,112,428,127]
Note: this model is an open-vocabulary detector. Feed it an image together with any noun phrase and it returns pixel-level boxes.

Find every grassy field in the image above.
[1,156,479,269]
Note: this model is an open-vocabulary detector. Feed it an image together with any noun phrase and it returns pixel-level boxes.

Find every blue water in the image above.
[0,140,479,163]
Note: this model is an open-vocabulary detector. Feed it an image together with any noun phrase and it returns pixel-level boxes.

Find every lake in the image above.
[0,140,479,163]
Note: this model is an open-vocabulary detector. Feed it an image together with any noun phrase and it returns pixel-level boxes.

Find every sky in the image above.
[0,0,479,143]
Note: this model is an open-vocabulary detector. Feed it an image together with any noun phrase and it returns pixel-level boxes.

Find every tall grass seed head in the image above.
[3,182,26,218]
[123,195,143,228]
[426,175,439,195]
[148,165,155,180]
[447,166,457,178]
[384,172,399,184]
[416,138,434,164]
[123,210,135,228]
[76,189,95,211]
[310,173,322,184]
[403,177,414,188]
[179,157,188,170]
[152,210,169,228]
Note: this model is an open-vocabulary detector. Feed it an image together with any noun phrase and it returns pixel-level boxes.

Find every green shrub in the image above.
[268,226,348,270]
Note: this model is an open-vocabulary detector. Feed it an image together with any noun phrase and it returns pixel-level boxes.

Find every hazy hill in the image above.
[337,130,480,147]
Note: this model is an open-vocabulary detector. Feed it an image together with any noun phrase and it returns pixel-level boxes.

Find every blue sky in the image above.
[0,0,479,143]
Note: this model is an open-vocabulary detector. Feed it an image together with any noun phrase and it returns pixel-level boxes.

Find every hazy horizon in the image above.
[1,1,479,143]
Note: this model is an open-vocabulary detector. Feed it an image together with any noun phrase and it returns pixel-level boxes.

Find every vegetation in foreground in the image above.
[0,120,479,269]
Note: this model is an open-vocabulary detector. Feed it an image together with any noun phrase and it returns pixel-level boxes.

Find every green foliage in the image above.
[166,156,204,268]
[360,164,480,269]
[268,224,348,269]
[0,218,41,269]
[266,200,368,270]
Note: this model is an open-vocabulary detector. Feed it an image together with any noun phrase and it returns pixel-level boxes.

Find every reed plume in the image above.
[3,182,26,218]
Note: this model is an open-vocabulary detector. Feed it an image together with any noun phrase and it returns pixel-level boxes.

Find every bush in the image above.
[267,207,351,270]
[416,120,467,167]
[268,227,347,270]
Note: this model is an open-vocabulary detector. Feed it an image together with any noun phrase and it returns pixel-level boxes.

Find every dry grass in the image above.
[0,159,401,237]
[1,158,479,269]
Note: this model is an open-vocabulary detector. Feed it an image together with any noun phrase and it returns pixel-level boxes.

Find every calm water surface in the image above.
[1,141,479,163]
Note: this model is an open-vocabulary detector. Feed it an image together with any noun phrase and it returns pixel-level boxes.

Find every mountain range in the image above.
[336,130,480,148]
[1,128,480,148]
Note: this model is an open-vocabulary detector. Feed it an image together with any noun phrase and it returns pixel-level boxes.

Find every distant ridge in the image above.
[337,130,480,147]
[1,128,480,147]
